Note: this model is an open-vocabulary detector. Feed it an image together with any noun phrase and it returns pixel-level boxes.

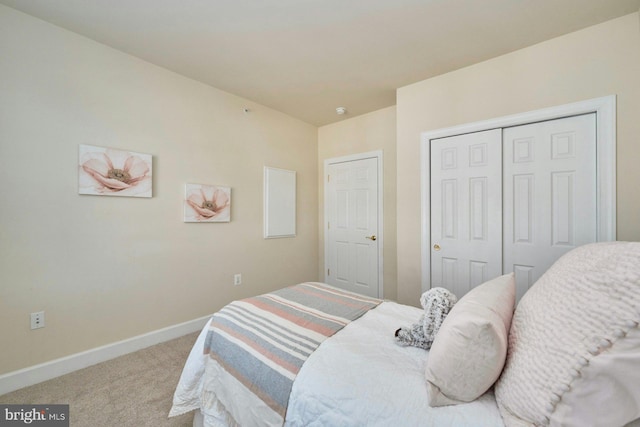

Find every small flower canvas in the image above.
[79,144,153,197]
[184,183,231,222]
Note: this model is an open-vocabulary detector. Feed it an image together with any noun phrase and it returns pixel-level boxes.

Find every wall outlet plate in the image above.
[30,311,45,329]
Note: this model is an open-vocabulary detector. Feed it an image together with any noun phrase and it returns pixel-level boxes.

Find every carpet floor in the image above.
[0,332,200,426]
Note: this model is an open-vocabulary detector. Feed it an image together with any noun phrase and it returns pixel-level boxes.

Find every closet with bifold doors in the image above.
[427,110,605,302]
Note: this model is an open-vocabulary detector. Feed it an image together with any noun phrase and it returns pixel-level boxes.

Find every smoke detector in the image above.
[335,107,347,115]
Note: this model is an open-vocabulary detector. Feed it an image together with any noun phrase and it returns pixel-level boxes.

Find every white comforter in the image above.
[170,301,505,427]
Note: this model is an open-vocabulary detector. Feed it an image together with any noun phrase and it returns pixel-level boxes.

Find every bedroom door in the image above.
[503,113,597,301]
[430,129,503,298]
[325,155,380,298]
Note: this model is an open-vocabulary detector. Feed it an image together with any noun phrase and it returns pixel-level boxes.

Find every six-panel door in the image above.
[326,157,379,298]
[430,114,597,300]
[430,129,503,298]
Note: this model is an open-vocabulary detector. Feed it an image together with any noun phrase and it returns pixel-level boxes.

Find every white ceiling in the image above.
[2,0,639,126]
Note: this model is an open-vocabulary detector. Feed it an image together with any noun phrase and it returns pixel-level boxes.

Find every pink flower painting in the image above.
[184,184,231,222]
[79,145,152,197]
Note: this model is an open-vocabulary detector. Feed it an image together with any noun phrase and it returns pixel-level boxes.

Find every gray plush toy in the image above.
[394,287,458,350]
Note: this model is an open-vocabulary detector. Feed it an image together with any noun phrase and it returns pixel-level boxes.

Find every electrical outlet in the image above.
[234,274,242,286]
[30,311,45,330]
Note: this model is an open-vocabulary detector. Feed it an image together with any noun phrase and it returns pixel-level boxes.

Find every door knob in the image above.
[433,243,441,251]
[366,235,377,241]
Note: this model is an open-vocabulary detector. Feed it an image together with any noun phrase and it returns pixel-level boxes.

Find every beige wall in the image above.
[0,6,318,374]
[318,107,397,300]
[396,13,640,305]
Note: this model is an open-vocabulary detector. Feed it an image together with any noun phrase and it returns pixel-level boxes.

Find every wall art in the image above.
[79,144,152,197]
[184,183,231,222]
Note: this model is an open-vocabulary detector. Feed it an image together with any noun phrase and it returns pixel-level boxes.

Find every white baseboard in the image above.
[0,315,212,396]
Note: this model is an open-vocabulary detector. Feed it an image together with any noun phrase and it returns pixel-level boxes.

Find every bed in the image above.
[170,242,640,427]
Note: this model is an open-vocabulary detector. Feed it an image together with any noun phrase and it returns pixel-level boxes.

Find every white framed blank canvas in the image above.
[264,167,296,238]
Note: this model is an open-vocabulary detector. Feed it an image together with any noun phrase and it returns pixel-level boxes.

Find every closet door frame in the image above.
[419,95,616,293]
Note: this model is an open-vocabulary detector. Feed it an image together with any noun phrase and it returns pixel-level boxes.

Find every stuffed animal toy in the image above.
[394,287,458,350]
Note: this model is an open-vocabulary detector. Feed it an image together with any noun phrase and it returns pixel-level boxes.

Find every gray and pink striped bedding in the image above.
[202,282,381,424]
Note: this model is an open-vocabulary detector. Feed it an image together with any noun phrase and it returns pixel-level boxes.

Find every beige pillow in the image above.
[495,242,640,427]
[425,273,516,406]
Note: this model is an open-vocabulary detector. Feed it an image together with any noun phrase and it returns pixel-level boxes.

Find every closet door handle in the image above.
[433,243,441,251]
[366,235,377,241]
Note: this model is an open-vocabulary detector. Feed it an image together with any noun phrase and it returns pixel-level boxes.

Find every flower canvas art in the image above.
[184,184,231,222]
[79,144,153,197]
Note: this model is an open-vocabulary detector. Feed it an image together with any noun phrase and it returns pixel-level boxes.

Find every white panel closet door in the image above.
[503,113,597,301]
[430,129,502,298]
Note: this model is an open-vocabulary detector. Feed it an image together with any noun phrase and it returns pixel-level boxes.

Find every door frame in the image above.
[420,95,616,293]
[324,150,384,298]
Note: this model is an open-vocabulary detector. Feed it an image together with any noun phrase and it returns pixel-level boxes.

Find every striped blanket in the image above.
[201,282,382,426]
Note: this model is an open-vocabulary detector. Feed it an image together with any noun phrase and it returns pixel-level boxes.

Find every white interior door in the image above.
[326,157,379,298]
[503,113,597,301]
[430,129,503,298]
[422,97,615,297]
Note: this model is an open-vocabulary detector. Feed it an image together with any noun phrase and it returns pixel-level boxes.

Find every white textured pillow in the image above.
[425,273,516,406]
[495,242,640,427]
